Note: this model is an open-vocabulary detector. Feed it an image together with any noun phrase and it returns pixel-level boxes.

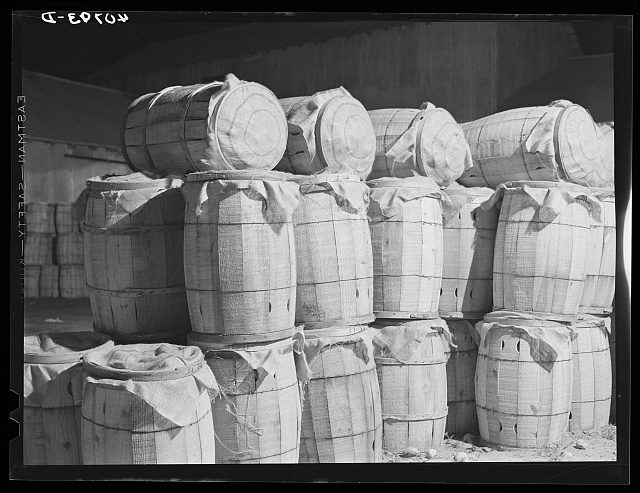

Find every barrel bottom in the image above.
[476,406,569,448]
[569,399,611,432]
[446,401,478,436]
[382,417,446,452]
[94,328,187,346]
[23,405,82,465]
[300,427,382,463]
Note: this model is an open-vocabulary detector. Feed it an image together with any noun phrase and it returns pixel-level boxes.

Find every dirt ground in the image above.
[22,298,617,463]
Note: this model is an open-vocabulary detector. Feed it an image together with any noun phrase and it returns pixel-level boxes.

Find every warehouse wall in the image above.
[24,140,129,203]
[91,21,575,122]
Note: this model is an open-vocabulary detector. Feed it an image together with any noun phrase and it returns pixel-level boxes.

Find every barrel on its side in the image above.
[475,316,573,448]
[440,185,498,318]
[121,75,287,174]
[84,174,189,343]
[190,334,301,463]
[367,176,444,317]
[24,332,113,465]
[367,106,471,187]
[300,327,382,462]
[372,320,449,451]
[580,190,615,314]
[55,233,84,265]
[443,320,479,435]
[182,170,299,344]
[291,174,373,328]
[459,102,610,189]
[569,316,612,431]
[81,344,217,464]
[492,181,594,318]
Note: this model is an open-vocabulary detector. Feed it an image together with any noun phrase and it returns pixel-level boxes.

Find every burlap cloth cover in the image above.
[83,344,218,427]
[383,102,472,186]
[24,332,114,407]
[181,172,300,232]
[283,87,353,171]
[574,314,611,335]
[83,173,183,227]
[366,175,455,221]
[292,173,369,216]
[294,326,375,384]
[473,311,575,372]
[369,319,454,363]
[480,180,601,225]
[442,181,497,223]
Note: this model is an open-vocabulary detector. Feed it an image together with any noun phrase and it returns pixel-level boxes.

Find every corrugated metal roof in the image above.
[87,21,407,81]
[22,70,135,147]
[498,53,613,122]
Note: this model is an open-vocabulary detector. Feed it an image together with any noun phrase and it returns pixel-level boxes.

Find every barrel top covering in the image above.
[367,175,440,191]
[87,172,183,190]
[24,332,113,364]
[83,343,206,381]
[185,169,290,183]
[288,172,361,185]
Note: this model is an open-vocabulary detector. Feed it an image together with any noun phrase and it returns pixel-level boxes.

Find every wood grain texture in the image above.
[84,178,189,342]
[194,337,301,464]
[609,310,616,423]
[39,265,59,298]
[440,187,498,316]
[493,185,590,316]
[55,203,83,234]
[24,233,54,265]
[373,321,448,451]
[26,203,56,234]
[300,329,383,463]
[368,191,443,314]
[59,265,88,298]
[569,318,611,431]
[292,176,373,326]
[24,265,41,298]
[55,233,84,265]
[444,320,479,435]
[122,80,287,174]
[580,192,615,314]
[475,324,573,448]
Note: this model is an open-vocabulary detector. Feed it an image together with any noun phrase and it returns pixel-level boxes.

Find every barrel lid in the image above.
[87,172,182,190]
[187,331,293,352]
[185,169,290,182]
[501,180,593,194]
[211,81,288,171]
[316,95,376,176]
[554,104,601,186]
[24,332,113,364]
[288,172,361,185]
[83,343,206,381]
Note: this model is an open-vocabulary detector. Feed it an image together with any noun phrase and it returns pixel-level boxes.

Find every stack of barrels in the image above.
[24,202,87,298]
[457,100,615,448]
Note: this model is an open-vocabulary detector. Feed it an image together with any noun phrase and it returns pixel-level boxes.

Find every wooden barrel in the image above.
[367,105,472,187]
[439,184,498,318]
[39,265,59,298]
[372,319,449,451]
[580,189,615,314]
[24,233,54,265]
[569,316,612,431]
[367,176,444,318]
[475,313,573,448]
[55,203,82,234]
[24,331,113,464]
[26,202,55,234]
[609,308,616,423]
[121,74,288,174]
[443,319,479,435]
[55,233,84,265]
[24,265,40,298]
[299,326,382,462]
[189,333,301,463]
[182,170,300,344]
[459,101,608,189]
[59,265,88,298]
[491,181,597,319]
[290,173,374,328]
[276,88,376,179]
[83,173,189,343]
[595,123,615,188]
[81,343,218,464]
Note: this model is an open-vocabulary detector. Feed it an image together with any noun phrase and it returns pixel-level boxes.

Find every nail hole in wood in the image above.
[501,340,505,351]
[516,341,520,352]
[268,302,272,313]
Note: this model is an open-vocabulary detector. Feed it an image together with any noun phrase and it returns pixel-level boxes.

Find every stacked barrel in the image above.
[458,100,615,448]
[24,202,87,298]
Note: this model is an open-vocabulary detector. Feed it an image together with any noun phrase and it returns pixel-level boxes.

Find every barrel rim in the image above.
[501,180,593,194]
[186,327,295,346]
[24,332,113,364]
[86,175,183,190]
[185,169,291,182]
[288,172,362,185]
[188,332,293,352]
